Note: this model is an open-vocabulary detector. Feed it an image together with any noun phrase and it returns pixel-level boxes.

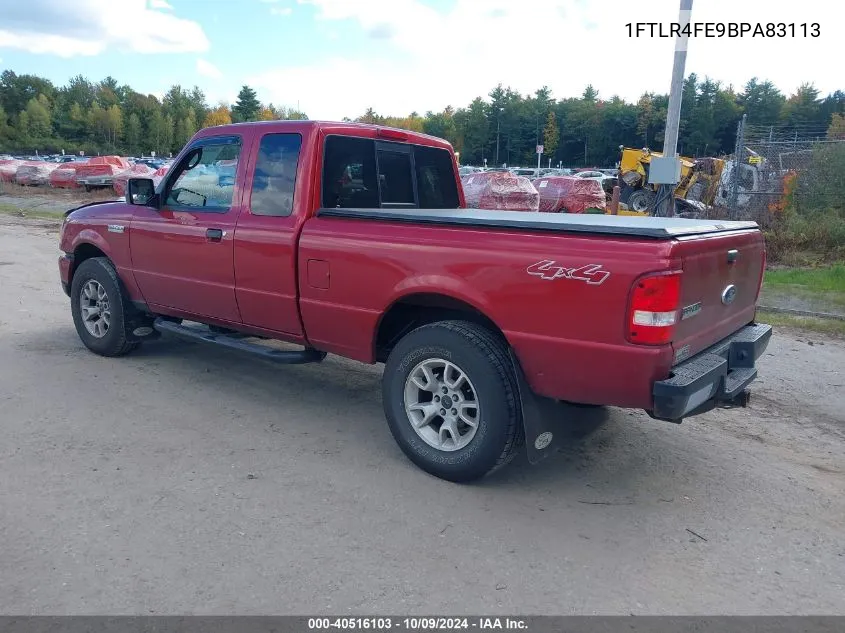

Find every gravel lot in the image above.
[0,216,843,615]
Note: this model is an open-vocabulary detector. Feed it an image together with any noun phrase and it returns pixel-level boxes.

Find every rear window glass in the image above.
[415,145,459,208]
[377,148,415,205]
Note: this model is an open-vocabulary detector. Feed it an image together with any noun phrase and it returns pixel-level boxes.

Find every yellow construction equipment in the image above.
[616,147,726,215]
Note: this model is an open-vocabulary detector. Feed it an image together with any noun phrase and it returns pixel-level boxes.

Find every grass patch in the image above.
[758,309,845,338]
[761,264,845,311]
[764,264,845,293]
[0,203,65,220]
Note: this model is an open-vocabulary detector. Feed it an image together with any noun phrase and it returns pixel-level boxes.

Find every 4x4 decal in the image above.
[527,260,610,285]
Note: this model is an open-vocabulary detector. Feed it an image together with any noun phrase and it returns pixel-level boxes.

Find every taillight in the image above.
[627,272,682,345]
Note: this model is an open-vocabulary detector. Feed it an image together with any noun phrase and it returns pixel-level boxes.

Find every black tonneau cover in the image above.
[316,208,759,240]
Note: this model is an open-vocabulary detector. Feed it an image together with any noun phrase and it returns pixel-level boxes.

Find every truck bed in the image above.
[316,207,759,239]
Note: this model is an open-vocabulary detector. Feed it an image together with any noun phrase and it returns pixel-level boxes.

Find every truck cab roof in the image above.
[194,120,454,151]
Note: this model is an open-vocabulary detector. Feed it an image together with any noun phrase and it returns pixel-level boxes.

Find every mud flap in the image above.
[509,349,560,464]
[124,304,159,342]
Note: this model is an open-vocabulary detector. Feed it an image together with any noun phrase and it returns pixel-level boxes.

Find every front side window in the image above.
[250,133,302,217]
[166,138,241,211]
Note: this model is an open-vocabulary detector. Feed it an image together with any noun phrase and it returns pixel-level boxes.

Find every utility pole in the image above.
[653,0,693,217]
[496,118,500,166]
[495,107,504,166]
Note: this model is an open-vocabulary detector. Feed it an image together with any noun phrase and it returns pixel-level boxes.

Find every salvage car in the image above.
[75,156,131,191]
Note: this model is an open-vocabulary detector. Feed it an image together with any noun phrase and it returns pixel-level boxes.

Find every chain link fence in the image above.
[730,122,845,318]
[728,120,845,226]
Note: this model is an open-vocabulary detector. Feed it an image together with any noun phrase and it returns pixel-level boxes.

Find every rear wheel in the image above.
[382,321,523,482]
[70,257,140,357]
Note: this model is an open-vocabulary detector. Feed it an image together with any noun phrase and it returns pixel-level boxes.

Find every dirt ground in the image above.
[0,216,843,615]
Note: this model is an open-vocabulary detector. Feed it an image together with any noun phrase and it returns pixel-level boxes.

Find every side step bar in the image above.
[153,318,327,365]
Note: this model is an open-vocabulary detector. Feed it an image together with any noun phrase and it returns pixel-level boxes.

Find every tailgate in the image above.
[670,229,765,362]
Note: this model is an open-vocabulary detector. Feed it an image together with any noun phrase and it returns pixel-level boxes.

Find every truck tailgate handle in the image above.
[206,228,224,242]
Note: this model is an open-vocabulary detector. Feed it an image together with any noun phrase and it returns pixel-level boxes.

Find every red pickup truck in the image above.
[59,121,772,482]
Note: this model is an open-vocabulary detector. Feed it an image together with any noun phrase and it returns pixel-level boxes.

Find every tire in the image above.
[70,257,140,357]
[627,188,655,213]
[382,320,523,482]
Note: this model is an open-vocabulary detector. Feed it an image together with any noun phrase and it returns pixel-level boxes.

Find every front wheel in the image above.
[70,257,140,357]
[382,321,523,482]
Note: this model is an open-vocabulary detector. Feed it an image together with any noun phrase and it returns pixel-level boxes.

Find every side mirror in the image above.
[126,178,158,207]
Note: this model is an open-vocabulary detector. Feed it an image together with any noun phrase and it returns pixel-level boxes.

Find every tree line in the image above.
[0,72,307,157]
[0,69,843,166]
[355,80,844,168]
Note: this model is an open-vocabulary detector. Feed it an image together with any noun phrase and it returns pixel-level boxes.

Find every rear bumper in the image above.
[77,177,114,186]
[651,323,772,421]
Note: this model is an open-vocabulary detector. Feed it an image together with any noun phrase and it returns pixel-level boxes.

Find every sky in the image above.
[0,0,839,120]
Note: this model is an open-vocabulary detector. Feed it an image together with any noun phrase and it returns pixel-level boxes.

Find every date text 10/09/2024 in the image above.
[626,22,820,38]
[308,618,528,631]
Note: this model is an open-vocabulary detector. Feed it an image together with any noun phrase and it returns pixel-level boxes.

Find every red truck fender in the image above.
[63,225,146,307]
[375,275,501,360]
[71,228,113,261]
[388,274,496,313]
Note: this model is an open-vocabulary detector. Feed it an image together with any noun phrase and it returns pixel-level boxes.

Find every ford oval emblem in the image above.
[721,284,737,305]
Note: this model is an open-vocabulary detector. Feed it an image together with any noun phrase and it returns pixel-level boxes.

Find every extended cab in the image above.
[59,121,772,482]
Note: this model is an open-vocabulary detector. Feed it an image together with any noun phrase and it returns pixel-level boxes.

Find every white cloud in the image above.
[250,57,377,118]
[255,0,842,120]
[149,0,173,9]
[196,58,223,79]
[271,7,293,16]
[0,0,209,57]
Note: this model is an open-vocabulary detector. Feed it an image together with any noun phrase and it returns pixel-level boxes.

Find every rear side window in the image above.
[415,145,459,208]
[322,136,378,208]
[250,133,302,217]
[322,135,459,209]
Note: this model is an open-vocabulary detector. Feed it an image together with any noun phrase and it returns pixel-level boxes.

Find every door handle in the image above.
[206,228,224,242]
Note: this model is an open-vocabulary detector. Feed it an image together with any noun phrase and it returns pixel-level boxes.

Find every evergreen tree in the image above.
[231,85,260,123]
[542,111,559,160]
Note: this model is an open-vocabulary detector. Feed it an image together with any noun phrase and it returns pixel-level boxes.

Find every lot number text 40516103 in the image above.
[308,618,528,631]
